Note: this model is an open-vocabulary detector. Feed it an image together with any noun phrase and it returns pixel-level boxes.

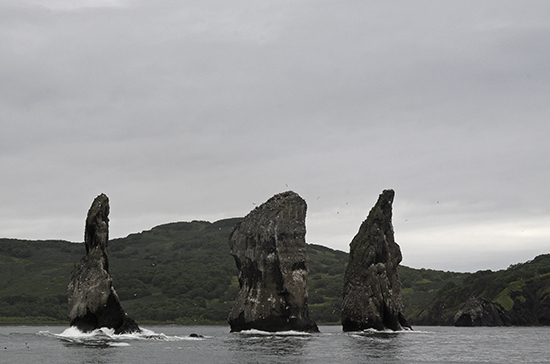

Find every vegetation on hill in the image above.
[399,266,468,321]
[0,238,80,324]
[1,218,352,325]
[2,218,547,327]
[412,254,550,325]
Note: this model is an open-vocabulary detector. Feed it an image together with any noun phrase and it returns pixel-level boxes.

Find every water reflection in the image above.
[63,344,117,364]
[226,331,312,363]
[4,325,550,364]
[343,330,403,361]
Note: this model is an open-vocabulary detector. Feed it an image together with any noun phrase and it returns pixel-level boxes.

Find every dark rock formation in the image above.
[341,189,411,331]
[228,191,319,333]
[410,254,550,326]
[454,296,512,326]
[67,194,140,334]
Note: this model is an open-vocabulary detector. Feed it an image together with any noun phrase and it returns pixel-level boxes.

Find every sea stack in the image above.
[67,194,140,334]
[341,189,411,331]
[228,191,319,332]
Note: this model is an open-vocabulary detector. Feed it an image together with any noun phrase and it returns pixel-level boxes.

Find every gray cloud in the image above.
[1,0,549,272]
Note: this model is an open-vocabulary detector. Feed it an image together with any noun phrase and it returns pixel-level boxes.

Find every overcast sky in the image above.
[1,0,549,272]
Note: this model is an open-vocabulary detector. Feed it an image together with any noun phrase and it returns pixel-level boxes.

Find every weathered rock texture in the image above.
[453,296,512,326]
[67,194,140,334]
[341,189,411,331]
[228,191,319,332]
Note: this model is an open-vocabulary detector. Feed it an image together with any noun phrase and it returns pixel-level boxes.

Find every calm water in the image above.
[1,325,549,364]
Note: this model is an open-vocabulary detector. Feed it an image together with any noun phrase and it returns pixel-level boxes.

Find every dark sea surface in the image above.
[1,325,549,364]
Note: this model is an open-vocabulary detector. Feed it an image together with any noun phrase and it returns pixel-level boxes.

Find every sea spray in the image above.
[38,326,201,346]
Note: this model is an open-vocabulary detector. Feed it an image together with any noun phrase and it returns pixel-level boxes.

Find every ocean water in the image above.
[1,325,549,364]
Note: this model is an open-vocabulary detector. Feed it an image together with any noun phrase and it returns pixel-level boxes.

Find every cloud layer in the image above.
[2,1,549,271]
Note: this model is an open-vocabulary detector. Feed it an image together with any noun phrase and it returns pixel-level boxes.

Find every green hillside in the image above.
[0,218,473,325]
[412,254,550,325]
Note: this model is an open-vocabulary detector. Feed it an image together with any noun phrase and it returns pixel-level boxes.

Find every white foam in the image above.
[58,326,115,338]
[347,327,432,336]
[132,328,192,341]
[38,326,201,346]
[364,328,398,333]
[238,329,312,336]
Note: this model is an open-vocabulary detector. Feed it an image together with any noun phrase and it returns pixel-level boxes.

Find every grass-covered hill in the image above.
[2,217,546,326]
[412,254,550,325]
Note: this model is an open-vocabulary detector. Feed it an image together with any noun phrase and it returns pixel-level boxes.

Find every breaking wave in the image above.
[38,326,203,347]
[236,329,314,337]
[348,327,431,338]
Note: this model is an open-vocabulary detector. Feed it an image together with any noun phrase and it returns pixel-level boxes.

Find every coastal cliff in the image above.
[412,254,550,326]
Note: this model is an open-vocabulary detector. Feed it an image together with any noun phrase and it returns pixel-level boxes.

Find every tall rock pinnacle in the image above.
[341,189,411,331]
[228,191,319,332]
[67,193,140,334]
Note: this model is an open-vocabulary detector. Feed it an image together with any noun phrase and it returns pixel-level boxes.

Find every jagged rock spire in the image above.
[341,189,410,331]
[67,194,140,334]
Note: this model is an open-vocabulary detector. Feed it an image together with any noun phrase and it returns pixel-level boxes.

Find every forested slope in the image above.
[0,218,519,326]
[412,254,550,325]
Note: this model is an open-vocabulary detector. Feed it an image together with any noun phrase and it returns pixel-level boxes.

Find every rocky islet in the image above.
[67,193,140,334]
[63,189,460,333]
[341,189,411,331]
[227,191,319,332]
